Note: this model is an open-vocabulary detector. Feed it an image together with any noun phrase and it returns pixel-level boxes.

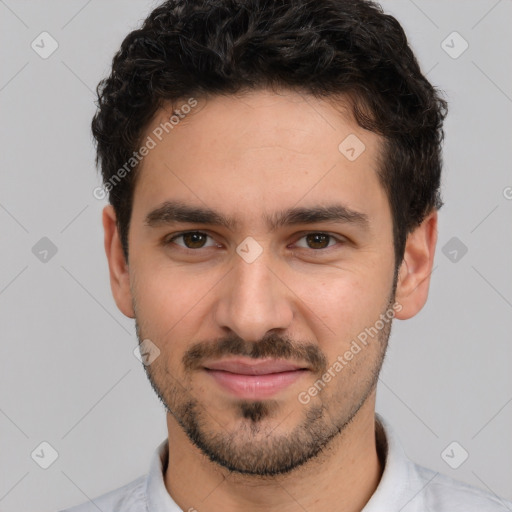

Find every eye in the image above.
[164,231,345,252]
[293,232,343,250]
[165,231,219,250]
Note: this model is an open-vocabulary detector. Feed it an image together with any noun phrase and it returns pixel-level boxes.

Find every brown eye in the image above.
[295,233,339,250]
[167,231,215,249]
[182,232,207,248]
[306,233,330,249]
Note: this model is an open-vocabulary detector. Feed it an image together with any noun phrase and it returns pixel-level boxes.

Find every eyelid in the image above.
[165,230,220,248]
[292,232,345,248]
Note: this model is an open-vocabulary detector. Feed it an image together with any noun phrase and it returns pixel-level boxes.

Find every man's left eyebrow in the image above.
[144,200,370,231]
[266,204,369,231]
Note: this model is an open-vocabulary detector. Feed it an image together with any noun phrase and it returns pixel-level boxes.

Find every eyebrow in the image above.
[144,200,369,232]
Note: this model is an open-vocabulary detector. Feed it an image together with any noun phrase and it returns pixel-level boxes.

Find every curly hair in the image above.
[92,0,448,268]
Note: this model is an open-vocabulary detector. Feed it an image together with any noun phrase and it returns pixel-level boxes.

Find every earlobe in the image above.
[394,211,438,320]
[102,205,135,319]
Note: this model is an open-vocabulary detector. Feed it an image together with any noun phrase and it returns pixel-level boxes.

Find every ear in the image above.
[102,205,135,318]
[394,210,438,320]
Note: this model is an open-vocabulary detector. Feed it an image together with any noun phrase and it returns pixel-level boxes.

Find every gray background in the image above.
[0,1,511,511]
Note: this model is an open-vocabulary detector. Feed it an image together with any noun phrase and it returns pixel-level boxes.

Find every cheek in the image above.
[305,268,389,312]
[293,270,392,348]
[131,263,224,348]
[131,265,191,334]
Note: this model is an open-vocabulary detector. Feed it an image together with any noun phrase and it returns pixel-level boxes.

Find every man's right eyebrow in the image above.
[145,201,238,230]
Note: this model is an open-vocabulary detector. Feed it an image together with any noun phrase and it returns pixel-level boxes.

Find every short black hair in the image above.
[92,0,448,268]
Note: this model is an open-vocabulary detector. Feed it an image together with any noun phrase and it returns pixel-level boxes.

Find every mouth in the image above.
[202,358,310,399]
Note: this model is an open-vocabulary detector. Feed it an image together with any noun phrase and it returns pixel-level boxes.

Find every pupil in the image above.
[185,232,205,248]
[308,233,328,249]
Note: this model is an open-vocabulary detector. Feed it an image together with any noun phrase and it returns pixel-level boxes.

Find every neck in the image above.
[164,395,383,512]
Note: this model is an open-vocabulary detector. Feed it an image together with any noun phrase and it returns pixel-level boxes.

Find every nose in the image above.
[213,248,294,343]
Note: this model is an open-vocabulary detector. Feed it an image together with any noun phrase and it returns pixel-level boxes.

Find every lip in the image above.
[203,358,309,399]
[203,358,307,375]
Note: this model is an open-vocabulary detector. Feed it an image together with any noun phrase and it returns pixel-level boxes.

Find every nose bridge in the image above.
[214,244,293,342]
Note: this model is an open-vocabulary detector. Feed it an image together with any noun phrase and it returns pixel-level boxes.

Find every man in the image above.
[61,0,511,510]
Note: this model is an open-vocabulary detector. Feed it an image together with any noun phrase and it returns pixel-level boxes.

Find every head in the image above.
[96,0,446,476]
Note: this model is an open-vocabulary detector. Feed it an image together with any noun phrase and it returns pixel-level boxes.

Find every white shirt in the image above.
[59,414,512,511]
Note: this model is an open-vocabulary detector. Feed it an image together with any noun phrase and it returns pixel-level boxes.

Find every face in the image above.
[118,89,401,475]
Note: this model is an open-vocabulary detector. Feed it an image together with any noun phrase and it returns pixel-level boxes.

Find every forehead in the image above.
[132,89,389,230]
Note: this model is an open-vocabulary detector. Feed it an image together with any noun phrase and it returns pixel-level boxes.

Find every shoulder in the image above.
[58,474,147,512]
[412,463,512,511]
[374,414,511,511]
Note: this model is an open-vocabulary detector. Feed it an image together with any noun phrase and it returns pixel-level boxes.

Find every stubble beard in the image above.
[134,274,397,476]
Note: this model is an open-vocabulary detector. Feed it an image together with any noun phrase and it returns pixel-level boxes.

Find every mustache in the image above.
[182,332,328,374]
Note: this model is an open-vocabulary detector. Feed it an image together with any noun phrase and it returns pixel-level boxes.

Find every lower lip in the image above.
[204,369,308,399]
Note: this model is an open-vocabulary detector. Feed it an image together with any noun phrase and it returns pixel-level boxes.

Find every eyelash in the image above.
[163,231,346,252]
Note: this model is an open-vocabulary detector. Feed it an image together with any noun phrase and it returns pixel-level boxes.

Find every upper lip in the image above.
[203,358,308,375]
